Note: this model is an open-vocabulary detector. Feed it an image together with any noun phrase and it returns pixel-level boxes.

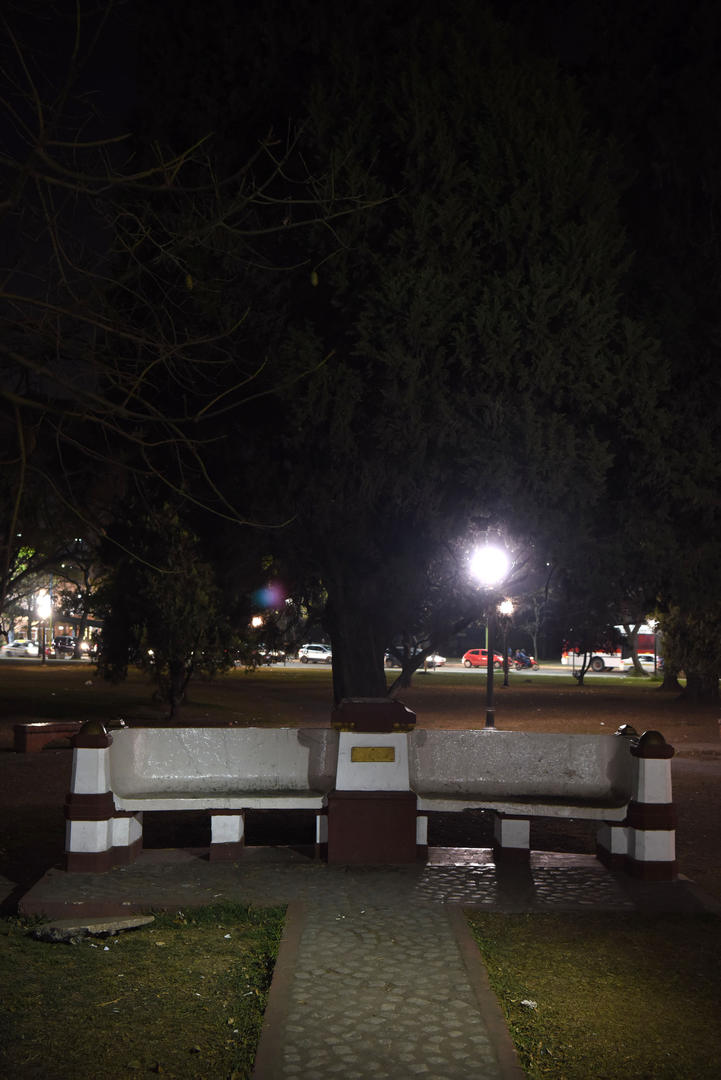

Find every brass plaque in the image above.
[351,746,395,763]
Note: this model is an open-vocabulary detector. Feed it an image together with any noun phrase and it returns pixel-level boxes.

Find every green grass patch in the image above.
[466,911,721,1079]
[0,902,284,1080]
[412,671,666,691]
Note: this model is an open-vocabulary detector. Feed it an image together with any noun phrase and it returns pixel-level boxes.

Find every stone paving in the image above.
[20,848,645,918]
[263,899,506,1080]
[19,848,718,1080]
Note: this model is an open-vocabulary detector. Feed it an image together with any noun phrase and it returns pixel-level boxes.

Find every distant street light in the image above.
[469,545,511,728]
[498,599,514,687]
[36,590,52,665]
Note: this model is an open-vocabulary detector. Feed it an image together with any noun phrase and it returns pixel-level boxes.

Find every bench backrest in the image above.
[408,730,635,800]
[109,727,339,796]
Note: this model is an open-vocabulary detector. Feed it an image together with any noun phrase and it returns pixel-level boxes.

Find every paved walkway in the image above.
[19,847,718,1080]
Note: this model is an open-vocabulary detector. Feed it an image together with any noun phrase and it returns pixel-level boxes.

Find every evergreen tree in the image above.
[243,2,656,699]
[97,501,232,717]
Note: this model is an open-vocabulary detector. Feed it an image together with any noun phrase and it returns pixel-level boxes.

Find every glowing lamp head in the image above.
[36,591,52,620]
[469,545,510,588]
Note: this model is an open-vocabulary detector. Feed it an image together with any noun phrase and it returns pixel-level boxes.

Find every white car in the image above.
[1,638,39,657]
[297,643,332,663]
[425,654,446,667]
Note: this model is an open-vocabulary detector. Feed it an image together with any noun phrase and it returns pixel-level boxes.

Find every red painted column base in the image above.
[327,791,418,864]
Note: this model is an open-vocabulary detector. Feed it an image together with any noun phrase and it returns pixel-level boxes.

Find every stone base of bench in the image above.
[66,837,142,873]
[327,791,419,864]
[14,721,82,753]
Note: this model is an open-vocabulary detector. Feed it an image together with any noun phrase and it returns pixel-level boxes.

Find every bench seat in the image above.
[414,794,630,819]
[112,789,328,812]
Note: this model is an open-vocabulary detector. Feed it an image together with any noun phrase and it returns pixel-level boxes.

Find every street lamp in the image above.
[36,590,52,664]
[469,545,511,728]
[498,599,514,687]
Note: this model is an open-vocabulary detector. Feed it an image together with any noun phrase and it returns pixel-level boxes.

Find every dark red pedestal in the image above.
[327,790,418,864]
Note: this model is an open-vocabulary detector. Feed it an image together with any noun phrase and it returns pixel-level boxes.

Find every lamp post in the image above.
[469,545,511,728]
[36,590,52,664]
[498,598,514,687]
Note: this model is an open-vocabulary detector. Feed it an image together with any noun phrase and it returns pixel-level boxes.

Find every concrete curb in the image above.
[252,901,306,1079]
[447,905,526,1080]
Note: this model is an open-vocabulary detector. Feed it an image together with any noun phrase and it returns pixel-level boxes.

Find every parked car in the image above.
[462,648,504,669]
[297,643,332,663]
[424,654,446,667]
[53,636,91,658]
[1,638,39,657]
[257,647,287,664]
[53,635,76,657]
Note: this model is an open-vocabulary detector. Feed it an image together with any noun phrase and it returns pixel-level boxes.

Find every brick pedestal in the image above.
[327,790,418,864]
[326,697,420,864]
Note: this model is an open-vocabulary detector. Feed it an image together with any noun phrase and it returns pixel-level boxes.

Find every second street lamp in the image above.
[498,598,514,687]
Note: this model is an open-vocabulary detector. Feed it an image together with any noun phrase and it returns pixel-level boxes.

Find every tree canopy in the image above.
[6,0,721,703]
[181,0,657,699]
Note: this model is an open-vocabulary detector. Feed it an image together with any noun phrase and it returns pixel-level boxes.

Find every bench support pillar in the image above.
[65,809,143,872]
[210,811,245,861]
[492,813,530,857]
[596,822,629,869]
[327,791,418,864]
[65,723,144,872]
[416,813,429,860]
[316,811,328,860]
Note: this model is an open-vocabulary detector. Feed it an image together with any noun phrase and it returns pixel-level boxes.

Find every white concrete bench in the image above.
[65,724,339,871]
[409,729,634,816]
[407,728,676,879]
[64,719,676,880]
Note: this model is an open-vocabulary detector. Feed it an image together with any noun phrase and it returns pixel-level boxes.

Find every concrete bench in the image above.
[64,715,676,880]
[407,727,676,879]
[14,721,83,753]
[65,723,339,871]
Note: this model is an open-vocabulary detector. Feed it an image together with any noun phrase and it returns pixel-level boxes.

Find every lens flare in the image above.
[253,582,286,609]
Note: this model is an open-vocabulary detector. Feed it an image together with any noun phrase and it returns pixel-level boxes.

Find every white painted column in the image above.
[626,730,676,880]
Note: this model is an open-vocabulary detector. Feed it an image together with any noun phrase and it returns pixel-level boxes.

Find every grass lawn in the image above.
[0,660,706,735]
[467,911,721,1080]
[0,903,284,1080]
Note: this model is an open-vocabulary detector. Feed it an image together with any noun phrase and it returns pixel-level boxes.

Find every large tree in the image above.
[1,0,377,630]
[566,0,721,701]
[213,1,656,701]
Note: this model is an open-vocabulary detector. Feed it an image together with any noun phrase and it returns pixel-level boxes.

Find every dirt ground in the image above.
[1,667,719,912]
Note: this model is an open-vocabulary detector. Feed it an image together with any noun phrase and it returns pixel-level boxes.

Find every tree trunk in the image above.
[324,574,388,704]
[570,651,591,686]
[164,659,190,719]
[658,670,683,692]
[391,662,415,691]
[682,671,720,703]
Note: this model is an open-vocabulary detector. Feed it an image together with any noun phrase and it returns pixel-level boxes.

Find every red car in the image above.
[462,648,504,669]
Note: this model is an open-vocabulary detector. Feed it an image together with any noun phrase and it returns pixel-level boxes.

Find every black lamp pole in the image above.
[485,610,495,728]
